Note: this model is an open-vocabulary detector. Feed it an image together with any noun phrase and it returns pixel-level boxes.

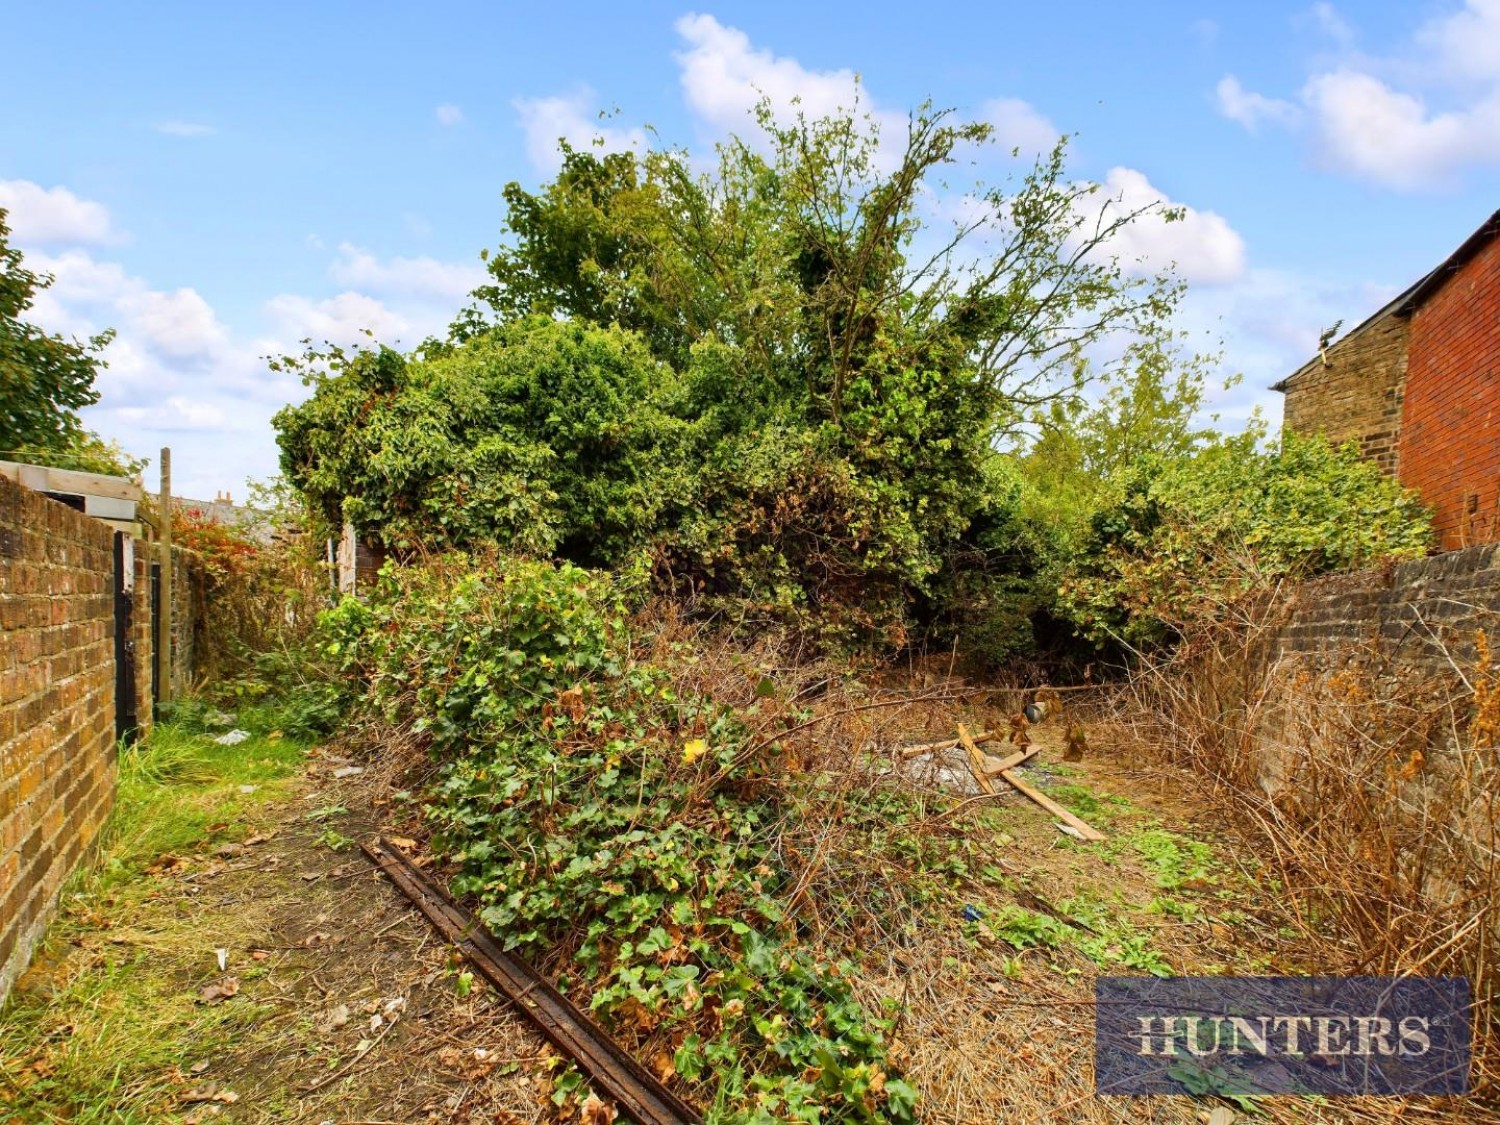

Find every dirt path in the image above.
[1,745,547,1125]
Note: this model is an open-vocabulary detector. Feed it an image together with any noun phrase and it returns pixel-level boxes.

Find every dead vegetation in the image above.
[1106,590,1500,1110]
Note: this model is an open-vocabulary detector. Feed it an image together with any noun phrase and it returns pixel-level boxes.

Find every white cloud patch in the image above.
[156,121,216,137]
[513,88,648,172]
[1415,0,1500,82]
[265,291,416,350]
[436,104,464,126]
[1086,168,1247,285]
[115,397,229,431]
[328,243,485,303]
[1219,1,1500,190]
[674,12,881,133]
[0,180,120,245]
[982,98,1059,154]
[1301,70,1500,190]
[1215,76,1299,131]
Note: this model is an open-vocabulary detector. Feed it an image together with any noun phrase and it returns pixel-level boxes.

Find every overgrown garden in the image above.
[3,100,1449,1121]
[256,104,1440,1120]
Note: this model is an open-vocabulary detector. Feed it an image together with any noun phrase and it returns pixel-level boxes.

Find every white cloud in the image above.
[1416,0,1500,82]
[115,397,229,431]
[328,243,484,303]
[513,88,648,172]
[156,121,216,138]
[982,98,1058,154]
[265,291,416,349]
[0,180,120,245]
[1220,2,1500,190]
[674,12,880,133]
[1087,168,1247,285]
[1215,76,1300,131]
[1302,70,1500,190]
[436,104,464,126]
[7,180,486,496]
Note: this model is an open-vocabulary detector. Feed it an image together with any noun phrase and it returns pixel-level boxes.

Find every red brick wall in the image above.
[1401,236,1500,549]
[0,475,120,1000]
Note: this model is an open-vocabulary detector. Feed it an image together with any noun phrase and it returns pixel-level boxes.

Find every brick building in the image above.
[1275,209,1500,550]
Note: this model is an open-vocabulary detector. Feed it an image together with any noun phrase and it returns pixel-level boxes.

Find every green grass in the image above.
[1130,826,1218,890]
[0,715,310,1123]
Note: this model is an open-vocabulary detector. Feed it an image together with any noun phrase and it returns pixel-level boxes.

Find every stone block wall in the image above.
[169,545,202,699]
[0,475,120,1001]
[1401,235,1500,550]
[1275,544,1500,676]
[1280,309,1409,477]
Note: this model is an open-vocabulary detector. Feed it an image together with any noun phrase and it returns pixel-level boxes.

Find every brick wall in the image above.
[0,478,208,1003]
[1401,236,1500,549]
[1275,544,1500,676]
[1280,308,1409,476]
[0,475,121,1001]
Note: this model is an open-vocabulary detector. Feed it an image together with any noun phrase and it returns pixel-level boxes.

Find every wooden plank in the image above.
[956,724,999,795]
[0,459,143,502]
[899,728,1001,760]
[981,743,1040,775]
[995,766,1106,842]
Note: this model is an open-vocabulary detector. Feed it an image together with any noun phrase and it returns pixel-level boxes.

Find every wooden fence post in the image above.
[157,447,172,707]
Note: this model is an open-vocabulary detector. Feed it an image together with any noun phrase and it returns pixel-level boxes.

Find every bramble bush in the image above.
[329,555,917,1122]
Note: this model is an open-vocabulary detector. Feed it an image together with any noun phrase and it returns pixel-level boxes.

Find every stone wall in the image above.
[1401,235,1500,550]
[169,545,202,699]
[0,475,121,1001]
[1279,308,1409,477]
[1275,544,1500,676]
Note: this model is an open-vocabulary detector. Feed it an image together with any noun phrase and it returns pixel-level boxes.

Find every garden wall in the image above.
[0,475,120,1002]
[0,475,202,1003]
[1274,543,1500,676]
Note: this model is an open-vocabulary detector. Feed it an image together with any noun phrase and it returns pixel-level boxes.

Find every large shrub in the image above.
[1056,433,1433,644]
[278,103,1200,651]
[275,317,676,563]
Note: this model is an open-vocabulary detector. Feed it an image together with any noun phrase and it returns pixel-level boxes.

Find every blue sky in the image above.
[3,1,1498,498]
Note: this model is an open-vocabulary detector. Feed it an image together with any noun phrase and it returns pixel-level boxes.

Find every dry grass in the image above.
[1103,592,1500,1113]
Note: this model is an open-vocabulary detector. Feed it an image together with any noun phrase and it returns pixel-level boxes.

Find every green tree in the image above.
[463,103,1184,436]
[274,318,675,563]
[0,209,113,458]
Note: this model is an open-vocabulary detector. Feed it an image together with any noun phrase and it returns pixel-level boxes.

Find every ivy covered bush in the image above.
[275,103,1204,653]
[277,101,1436,661]
[1056,433,1433,644]
[329,555,916,1122]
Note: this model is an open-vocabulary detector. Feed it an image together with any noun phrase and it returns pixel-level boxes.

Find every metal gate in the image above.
[112,531,139,745]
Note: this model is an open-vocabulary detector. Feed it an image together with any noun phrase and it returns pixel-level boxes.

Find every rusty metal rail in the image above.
[362,838,702,1125]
